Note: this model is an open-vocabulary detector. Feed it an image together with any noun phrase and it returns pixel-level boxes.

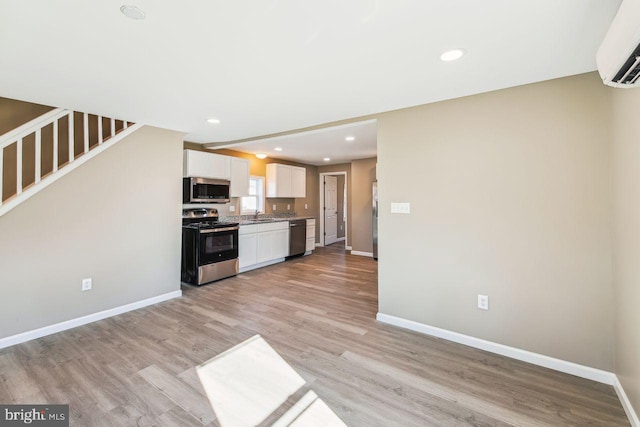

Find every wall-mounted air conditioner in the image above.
[596,0,640,88]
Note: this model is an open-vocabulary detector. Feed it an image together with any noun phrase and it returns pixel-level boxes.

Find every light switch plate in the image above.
[391,202,411,214]
[229,206,235,212]
[477,294,489,310]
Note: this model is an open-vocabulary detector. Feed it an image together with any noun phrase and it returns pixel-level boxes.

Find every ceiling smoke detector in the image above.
[120,5,146,20]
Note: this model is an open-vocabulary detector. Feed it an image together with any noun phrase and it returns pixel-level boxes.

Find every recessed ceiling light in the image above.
[323,157,331,162]
[256,153,267,159]
[274,147,283,152]
[440,48,465,62]
[207,118,220,124]
[120,5,146,20]
[345,136,355,141]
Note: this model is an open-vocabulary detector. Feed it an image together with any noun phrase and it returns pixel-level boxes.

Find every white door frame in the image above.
[319,171,348,247]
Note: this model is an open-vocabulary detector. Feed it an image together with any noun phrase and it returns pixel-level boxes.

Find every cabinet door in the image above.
[184,150,211,177]
[266,164,293,198]
[230,157,250,197]
[210,153,231,179]
[239,233,257,268]
[291,166,306,198]
[306,238,315,252]
[305,219,315,252]
[276,165,292,197]
[271,228,290,259]
[184,150,231,179]
[256,231,273,264]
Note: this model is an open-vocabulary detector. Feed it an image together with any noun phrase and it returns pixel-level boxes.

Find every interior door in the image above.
[324,176,338,245]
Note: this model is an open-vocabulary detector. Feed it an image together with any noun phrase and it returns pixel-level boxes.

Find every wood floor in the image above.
[0,243,629,426]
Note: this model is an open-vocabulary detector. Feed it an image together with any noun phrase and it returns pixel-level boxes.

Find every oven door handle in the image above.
[200,226,239,233]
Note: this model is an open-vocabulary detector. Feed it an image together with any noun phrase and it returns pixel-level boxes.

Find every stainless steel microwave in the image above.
[183,177,230,203]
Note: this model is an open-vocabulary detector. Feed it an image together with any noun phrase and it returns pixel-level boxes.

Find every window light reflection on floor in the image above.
[196,335,346,427]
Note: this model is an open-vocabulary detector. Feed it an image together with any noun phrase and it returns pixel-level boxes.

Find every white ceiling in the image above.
[212,120,377,166]
[0,0,621,148]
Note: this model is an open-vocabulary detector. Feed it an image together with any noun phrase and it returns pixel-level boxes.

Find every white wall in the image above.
[0,126,185,338]
[377,72,615,370]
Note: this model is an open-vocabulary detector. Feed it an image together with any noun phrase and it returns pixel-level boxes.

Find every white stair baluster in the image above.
[0,146,3,206]
[16,138,22,194]
[98,116,103,145]
[35,129,41,183]
[53,119,58,172]
[83,113,89,154]
[0,108,141,217]
[68,113,74,163]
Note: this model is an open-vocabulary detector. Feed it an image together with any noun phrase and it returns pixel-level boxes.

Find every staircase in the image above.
[0,108,142,216]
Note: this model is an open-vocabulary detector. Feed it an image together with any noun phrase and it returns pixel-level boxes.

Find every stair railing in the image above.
[0,108,141,216]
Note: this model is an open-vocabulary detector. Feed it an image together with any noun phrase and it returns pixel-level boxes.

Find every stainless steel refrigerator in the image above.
[372,181,378,260]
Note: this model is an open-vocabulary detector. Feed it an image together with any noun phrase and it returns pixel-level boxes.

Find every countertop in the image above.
[237,216,315,225]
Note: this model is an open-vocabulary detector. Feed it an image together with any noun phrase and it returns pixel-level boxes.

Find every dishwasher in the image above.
[287,219,307,258]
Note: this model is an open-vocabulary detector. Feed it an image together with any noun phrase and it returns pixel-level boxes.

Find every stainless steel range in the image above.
[181,208,239,286]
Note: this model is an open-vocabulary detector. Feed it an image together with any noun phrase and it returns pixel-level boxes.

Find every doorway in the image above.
[319,172,348,247]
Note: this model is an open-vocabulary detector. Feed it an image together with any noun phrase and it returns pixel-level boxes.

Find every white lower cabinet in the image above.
[306,219,316,253]
[239,221,290,272]
[238,233,257,269]
[272,228,290,259]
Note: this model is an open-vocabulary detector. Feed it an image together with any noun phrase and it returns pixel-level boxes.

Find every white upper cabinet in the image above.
[291,167,306,198]
[266,163,306,198]
[183,149,231,179]
[230,157,250,197]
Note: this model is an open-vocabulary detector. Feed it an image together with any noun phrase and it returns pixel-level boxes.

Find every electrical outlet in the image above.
[287,204,290,210]
[305,203,308,209]
[477,294,489,310]
[272,204,276,211]
[82,278,92,291]
[229,206,235,212]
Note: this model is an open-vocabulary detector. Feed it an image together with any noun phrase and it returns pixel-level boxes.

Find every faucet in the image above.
[254,209,259,220]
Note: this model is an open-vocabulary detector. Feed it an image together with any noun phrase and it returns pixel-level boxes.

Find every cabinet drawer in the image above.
[257,221,289,232]
[239,224,260,235]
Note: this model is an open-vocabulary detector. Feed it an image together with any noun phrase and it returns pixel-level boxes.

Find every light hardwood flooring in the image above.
[0,243,630,426]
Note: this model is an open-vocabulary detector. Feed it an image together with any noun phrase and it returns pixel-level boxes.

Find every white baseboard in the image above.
[376,312,615,385]
[614,376,640,427]
[337,237,345,242]
[315,243,322,248]
[351,250,373,258]
[0,290,182,350]
[345,245,353,250]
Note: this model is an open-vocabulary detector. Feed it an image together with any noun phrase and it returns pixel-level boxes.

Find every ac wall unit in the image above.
[596,0,640,88]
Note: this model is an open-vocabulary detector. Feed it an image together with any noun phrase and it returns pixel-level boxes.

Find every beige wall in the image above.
[0,96,53,135]
[377,72,615,370]
[611,88,640,413]
[351,158,377,253]
[0,126,184,338]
